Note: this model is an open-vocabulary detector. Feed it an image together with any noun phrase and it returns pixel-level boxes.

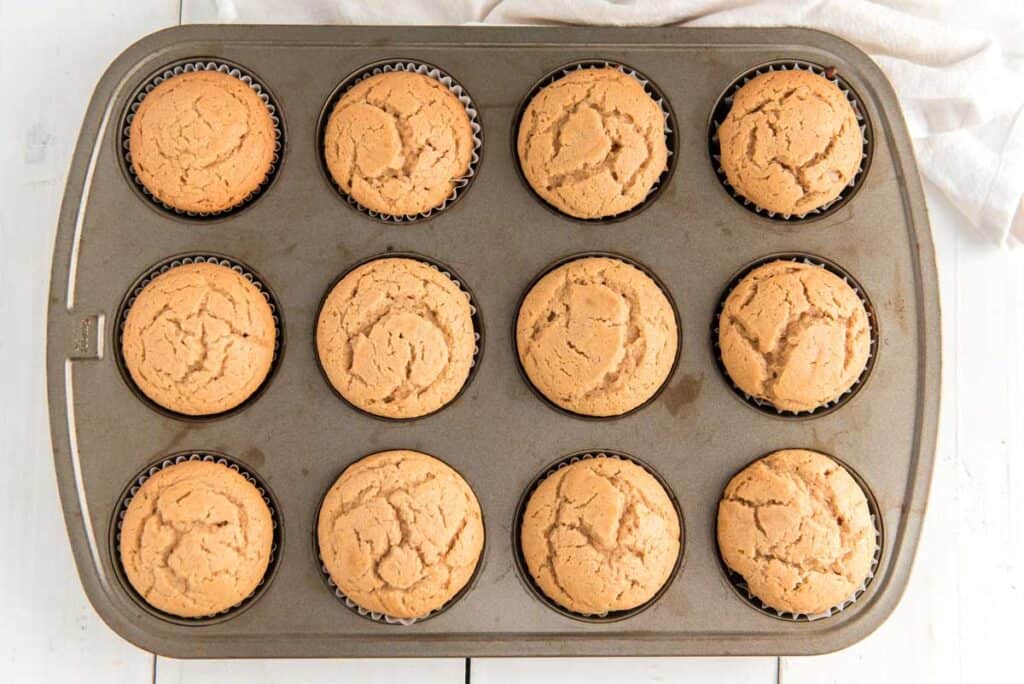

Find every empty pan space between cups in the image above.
[511,59,678,224]
[118,58,286,221]
[707,60,873,223]
[711,252,879,419]
[113,253,286,422]
[108,450,285,626]
[512,251,681,420]
[512,450,686,623]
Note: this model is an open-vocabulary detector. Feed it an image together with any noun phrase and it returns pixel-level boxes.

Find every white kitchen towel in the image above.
[196,0,1024,246]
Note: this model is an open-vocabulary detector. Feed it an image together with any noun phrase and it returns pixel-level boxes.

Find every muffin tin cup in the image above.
[711,252,878,419]
[317,60,483,224]
[512,450,686,623]
[313,251,483,422]
[109,451,284,626]
[114,253,285,422]
[708,60,872,222]
[120,59,285,220]
[716,452,883,622]
[512,251,682,420]
[512,60,677,224]
[312,454,486,626]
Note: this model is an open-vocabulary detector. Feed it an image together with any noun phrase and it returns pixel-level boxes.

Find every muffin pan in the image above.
[47,25,939,657]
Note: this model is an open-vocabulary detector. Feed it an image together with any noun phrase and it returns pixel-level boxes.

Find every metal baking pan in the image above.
[47,25,940,657]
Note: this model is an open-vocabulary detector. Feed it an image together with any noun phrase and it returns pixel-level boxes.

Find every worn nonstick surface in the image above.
[47,25,939,657]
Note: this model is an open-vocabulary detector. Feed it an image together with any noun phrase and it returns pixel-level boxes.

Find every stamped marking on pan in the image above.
[68,313,104,360]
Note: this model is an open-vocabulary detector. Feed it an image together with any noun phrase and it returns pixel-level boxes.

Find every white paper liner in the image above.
[516,251,679,419]
[709,61,870,220]
[712,254,877,417]
[121,60,284,218]
[516,450,683,621]
[116,254,283,418]
[724,509,882,622]
[316,253,482,420]
[321,61,482,223]
[517,60,675,222]
[113,452,281,622]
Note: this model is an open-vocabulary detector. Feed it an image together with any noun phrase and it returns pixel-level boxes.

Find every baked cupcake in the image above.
[317,257,475,419]
[119,460,274,618]
[516,256,677,416]
[318,450,484,620]
[717,260,870,412]
[717,69,862,215]
[717,449,875,616]
[520,456,680,615]
[517,67,668,219]
[323,71,474,217]
[129,70,276,213]
[121,261,276,416]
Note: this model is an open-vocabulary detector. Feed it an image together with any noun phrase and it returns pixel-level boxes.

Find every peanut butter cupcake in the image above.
[323,71,474,217]
[121,261,277,416]
[517,67,668,219]
[129,70,276,213]
[516,256,677,416]
[717,69,862,216]
[318,450,484,620]
[717,259,870,412]
[717,449,876,616]
[119,459,274,618]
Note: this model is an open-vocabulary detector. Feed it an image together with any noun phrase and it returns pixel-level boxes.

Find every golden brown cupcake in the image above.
[323,71,474,216]
[316,257,475,419]
[517,67,668,219]
[718,260,870,412]
[317,450,484,619]
[129,70,276,213]
[516,256,677,416]
[121,262,276,416]
[717,69,862,215]
[119,460,274,618]
[520,456,680,615]
[717,449,875,615]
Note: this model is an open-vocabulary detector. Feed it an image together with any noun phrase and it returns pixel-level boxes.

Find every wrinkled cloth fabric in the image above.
[198,0,1024,246]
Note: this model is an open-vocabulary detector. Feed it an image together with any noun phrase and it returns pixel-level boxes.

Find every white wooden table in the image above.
[2,2,1020,682]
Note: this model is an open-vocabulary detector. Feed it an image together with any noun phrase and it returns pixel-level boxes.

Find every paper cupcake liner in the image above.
[120,59,284,219]
[114,253,284,421]
[711,253,878,418]
[111,451,283,625]
[312,456,484,626]
[513,60,677,224]
[318,60,482,224]
[708,60,872,221]
[314,252,482,421]
[718,455,884,622]
[512,450,685,622]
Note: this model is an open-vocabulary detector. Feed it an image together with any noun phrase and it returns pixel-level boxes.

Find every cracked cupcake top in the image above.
[317,450,484,619]
[718,260,870,412]
[517,67,668,219]
[119,460,274,618]
[520,456,680,615]
[121,262,276,416]
[717,449,875,616]
[323,71,474,217]
[717,70,862,216]
[516,256,677,416]
[129,70,276,213]
[316,258,475,419]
